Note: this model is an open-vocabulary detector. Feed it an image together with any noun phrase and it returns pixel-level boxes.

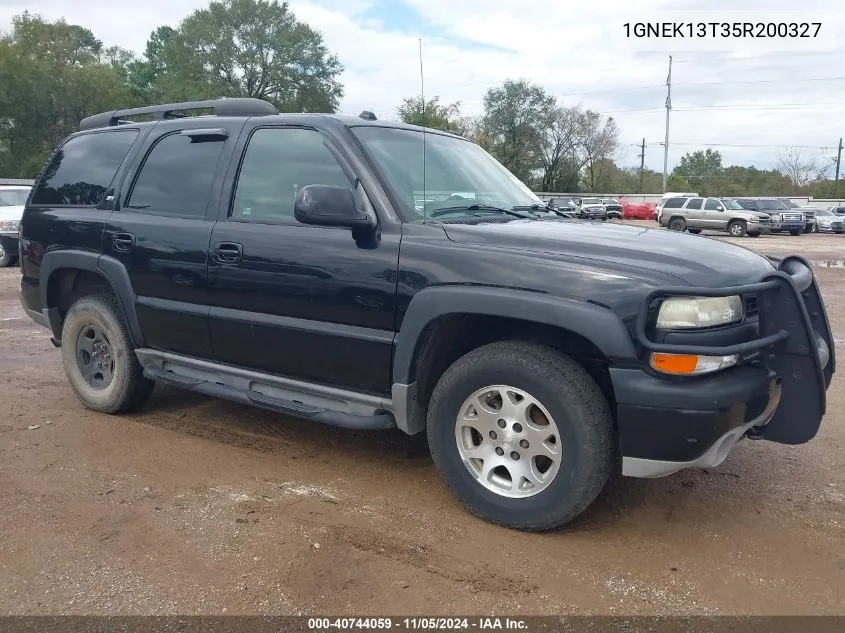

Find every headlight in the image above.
[656,295,743,329]
[0,219,20,234]
[770,213,782,221]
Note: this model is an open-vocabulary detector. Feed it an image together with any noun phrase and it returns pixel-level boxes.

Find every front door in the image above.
[206,125,399,396]
[701,198,725,229]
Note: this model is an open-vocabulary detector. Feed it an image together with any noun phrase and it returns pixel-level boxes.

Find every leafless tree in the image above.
[579,111,619,192]
[777,147,827,187]
[539,105,580,192]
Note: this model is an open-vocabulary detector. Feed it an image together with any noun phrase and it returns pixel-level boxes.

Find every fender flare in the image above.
[40,250,143,345]
[392,285,637,385]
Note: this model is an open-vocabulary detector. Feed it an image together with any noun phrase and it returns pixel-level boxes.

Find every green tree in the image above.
[673,149,722,193]
[397,96,462,132]
[481,79,556,184]
[666,173,691,191]
[154,0,344,112]
[0,12,134,177]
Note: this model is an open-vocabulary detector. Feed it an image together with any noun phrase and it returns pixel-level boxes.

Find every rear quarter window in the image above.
[31,130,138,207]
[662,198,686,209]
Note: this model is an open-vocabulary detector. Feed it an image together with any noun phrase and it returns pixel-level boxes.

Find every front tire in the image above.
[687,229,702,234]
[728,220,747,237]
[60,295,154,413]
[789,229,801,236]
[426,341,613,531]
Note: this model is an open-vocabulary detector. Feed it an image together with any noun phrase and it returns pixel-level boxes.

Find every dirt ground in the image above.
[1,227,843,616]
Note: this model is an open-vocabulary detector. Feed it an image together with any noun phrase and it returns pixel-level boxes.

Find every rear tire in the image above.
[748,232,761,237]
[60,295,154,414]
[426,341,613,531]
[728,220,747,237]
[667,217,686,232]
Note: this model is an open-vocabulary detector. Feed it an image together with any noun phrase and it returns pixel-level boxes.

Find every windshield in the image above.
[581,198,602,205]
[352,127,543,219]
[779,199,798,208]
[755,199,788,211]
[815,208,833,216]
[720,199,744,210]
[0,189,29,206]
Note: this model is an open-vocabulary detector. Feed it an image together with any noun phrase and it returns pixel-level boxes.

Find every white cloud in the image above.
[2,0,843,172]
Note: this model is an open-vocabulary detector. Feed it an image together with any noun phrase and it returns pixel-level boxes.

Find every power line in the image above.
[636,141,836,149]
[675,76,845,87]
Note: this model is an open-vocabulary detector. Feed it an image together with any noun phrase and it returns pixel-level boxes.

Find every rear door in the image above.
[683,197,705,227]
[103,119,245,358]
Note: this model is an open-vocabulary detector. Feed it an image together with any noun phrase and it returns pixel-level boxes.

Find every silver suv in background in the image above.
[575,197,607,219]
[658,196,769,237]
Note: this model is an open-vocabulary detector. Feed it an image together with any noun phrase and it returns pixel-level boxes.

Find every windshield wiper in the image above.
[429,204,534,219]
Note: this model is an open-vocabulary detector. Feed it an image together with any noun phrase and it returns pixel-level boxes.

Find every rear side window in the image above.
[662,197,686,209]
[703,199,721,210]
[126,132,226,217]
[685,198,704,210]
[31,131,138,206]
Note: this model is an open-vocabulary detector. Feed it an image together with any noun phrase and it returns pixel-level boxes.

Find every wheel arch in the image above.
[390,285,637,435]
[40,250,143,346]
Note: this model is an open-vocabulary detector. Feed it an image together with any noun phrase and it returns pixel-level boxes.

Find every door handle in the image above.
[212,242,243,264]
[112,232,135,252]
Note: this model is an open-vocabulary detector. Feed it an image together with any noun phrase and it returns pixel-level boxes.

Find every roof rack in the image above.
[79,98,279,131]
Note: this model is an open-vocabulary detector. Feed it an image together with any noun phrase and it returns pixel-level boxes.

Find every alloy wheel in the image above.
[454,385,562,498]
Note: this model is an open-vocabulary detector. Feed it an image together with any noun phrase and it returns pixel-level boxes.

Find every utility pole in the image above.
[835,137,843,199]
[662,55,672,193]
[639,137,646,193]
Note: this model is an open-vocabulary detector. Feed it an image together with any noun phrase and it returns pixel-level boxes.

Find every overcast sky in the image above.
[2,0,843,173]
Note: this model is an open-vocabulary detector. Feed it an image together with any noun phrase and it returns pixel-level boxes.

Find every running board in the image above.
[135,349,396,431]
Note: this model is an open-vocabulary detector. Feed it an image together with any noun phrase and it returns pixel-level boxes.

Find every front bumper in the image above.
[615,256,834,477]
[768,221,804,231]
[819,222,844,233]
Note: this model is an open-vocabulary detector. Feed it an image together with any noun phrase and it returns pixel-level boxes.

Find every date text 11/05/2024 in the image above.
[623,22,822,38]
[307,618,528,630]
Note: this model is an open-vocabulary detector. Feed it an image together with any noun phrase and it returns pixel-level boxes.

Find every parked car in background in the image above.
[830,205,845,216]
[735,198,805,236]
[658,196,769,237]
[655,192,699,221]
[547,197,576,213]
[575,197,607,219]
[601,198,623,219]
[0,184,30,267]
[776,198,817,233]
[813,208,844,233]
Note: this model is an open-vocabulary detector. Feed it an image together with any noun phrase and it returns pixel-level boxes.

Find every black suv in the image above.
[18,99,836,531]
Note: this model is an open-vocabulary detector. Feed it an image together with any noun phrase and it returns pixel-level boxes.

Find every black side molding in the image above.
[39,250,144,346]
[392,285,638,385]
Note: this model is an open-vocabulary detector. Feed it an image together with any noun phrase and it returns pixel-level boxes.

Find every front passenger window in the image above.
[231,128,351,224]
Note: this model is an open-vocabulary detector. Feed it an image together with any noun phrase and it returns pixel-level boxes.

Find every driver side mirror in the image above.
[294,184,375,229]
[717,205,724,211]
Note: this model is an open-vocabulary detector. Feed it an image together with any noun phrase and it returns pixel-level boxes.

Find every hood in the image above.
[441,219,775,287]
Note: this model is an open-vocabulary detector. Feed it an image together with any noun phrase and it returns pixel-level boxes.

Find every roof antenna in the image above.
[419,37,427,222]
